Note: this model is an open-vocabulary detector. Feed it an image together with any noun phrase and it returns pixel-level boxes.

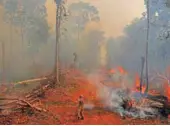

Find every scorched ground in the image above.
[0,68,168,125]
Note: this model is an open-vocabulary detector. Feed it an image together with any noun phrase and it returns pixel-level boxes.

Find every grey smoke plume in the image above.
[87,72,158,119]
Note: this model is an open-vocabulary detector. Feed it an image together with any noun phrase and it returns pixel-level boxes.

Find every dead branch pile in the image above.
[0,75,56,116]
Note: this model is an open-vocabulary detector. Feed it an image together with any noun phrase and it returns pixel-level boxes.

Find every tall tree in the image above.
[4,0,18,51]
[54,0,67,84]
[62,1,100,70]
[3,0,18,79]
[82,30,105,70]
[0,40,5,83]
[0,0,50,81]
[13,0,26,49]
[25,2,50,70]
[68,1,100,43]
[106,0,170,78]
[145,0,151,93]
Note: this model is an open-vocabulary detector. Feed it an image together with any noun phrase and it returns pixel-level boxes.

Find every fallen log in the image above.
[14,77,48,85]
[0,101,18,107]
[25,93,36,99]
[25,83,50,98]
[16,101,28,106]
[18,99,47,112]
[29,98,39,104]
[0,73,56,114]
[0,97,46,113]
[25,90,44,99]
[0,98,18,101]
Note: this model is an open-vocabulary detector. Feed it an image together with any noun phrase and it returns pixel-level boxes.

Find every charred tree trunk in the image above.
[145,0,150,93]
[54,4,62,84]
[140,57,145,93]
[73,53,78,68]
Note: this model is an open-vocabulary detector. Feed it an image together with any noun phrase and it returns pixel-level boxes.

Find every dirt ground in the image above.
[0,70,168,125]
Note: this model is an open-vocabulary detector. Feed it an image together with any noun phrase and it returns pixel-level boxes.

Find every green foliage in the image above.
[166,0,170,8]
[144,0,148,5]
[19,1,50,54]
[81,30,105,69]
[54,0,63,5]
[3,0,50,54]
[3,0,18,23]
[1,0,50,82]
[59,1,102,70]
[68,1,100,30]
[4,0,18,14]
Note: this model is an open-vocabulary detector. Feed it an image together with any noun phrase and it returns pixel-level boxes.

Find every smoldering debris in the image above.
[86,71,169,119]
[104,88,158,119]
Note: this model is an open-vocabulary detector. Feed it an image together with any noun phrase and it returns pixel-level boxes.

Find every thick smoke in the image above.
[87,72,158,119]
[0,0,168,91]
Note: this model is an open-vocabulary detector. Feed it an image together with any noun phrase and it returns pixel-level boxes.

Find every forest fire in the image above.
[164,82,170,101]
[134,74,146,94]
[93,66,170,120]
[109,66,127,75]
[0,0,170,124]
[0,68,169,124]
[117,66,127,74]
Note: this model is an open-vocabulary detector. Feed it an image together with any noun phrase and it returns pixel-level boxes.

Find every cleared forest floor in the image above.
[0,69,167,124]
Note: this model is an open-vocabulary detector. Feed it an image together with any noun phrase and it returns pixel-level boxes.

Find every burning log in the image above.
[146,95,168,104]
[140,57,145,93]
[139,94,170,119]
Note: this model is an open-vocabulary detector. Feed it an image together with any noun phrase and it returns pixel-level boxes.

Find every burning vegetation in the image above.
[0,66,169,124]
[87,66,170,122]
[0,0,170,125]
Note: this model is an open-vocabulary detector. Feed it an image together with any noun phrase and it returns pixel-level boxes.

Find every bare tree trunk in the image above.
[18,0,24,52]
[1,41,5,84]
[73,53,78,68]
[9,16,13,58]
[20,21,24,50]
[140,57,145,93]
[20,21,25,63]
[55,4,61,84]
[7,15,13,81]
[145,0,150,93]
[77,23,80,44]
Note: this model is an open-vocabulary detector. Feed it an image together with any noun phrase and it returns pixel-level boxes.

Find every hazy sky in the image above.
[46,0,145,38]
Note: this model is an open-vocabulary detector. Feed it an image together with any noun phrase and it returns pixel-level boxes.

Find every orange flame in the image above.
[109,69,115,74]
[135,74,140,88]
[134,74,146,94]
[164,82,170,100]
[108,66,127,75]
[117,66,127,74]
